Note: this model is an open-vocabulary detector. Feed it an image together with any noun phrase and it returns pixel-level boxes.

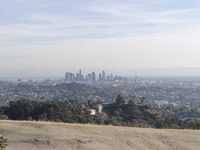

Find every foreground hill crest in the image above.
[0,120,200,150]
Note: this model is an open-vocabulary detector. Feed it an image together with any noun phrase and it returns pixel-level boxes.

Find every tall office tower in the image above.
[88,73,92,81]
[102,70,105,81]
[76,73,79,81]
[79,69,84,81]
[65,72,74,81]
[92,72,96,81]
[65,72,69,80]
[110,73,113,81]
[98,73,102,81]
[135,75,138,84]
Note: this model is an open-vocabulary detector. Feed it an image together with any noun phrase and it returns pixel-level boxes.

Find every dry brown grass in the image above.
[0,120,200,150]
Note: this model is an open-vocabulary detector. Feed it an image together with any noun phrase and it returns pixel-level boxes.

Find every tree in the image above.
[139,96,146,104]
[128,99,134,106]
[116,95,125,108]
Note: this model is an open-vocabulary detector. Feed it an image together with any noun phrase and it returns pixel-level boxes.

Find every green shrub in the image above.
[0,115,8,120]
[0,135,8,150]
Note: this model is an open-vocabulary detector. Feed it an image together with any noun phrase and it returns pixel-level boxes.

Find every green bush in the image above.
[0,135,8,150]
[0,115,8,120]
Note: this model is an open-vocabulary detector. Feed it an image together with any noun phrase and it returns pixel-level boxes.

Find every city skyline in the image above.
[3,67,200,79]
[65,69,122,82]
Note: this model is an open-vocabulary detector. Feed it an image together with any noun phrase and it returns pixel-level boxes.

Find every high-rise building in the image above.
[64,70,120,82]
[65,72,74,81]
[92,72,96,81]
[102,70,105,81]
[79,69,84,81]
[88,73,92,81]
[110,73,113,81]
[98,73,102,81]
[75,73,79,81]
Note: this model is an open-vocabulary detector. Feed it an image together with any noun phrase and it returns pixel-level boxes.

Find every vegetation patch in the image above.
[0,135,8,150]
[0,95,199,129]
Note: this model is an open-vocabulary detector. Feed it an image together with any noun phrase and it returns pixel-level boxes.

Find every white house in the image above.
[97,105,103,113]
[88,109,96,115]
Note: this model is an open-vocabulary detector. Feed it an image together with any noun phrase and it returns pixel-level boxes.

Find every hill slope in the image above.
[0,120,200,150]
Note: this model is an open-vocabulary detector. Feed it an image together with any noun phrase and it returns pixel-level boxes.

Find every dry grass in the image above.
[0,120,200,150]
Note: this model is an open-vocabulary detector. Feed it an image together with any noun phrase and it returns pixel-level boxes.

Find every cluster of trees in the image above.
[0,95,200,129]
[180,121,200,129]
[1,99,95,124]
[103,95,177,128]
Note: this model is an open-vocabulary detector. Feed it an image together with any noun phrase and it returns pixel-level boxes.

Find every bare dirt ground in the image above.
[0,120,200,150]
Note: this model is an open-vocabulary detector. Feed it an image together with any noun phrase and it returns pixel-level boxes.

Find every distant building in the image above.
[79,69,84,81]
[88,109,96,115]
[96,105,103,113]
[110,73,113,81]
[87,73,92,81]
[154,100,169,108]
[65,72,74,81]
[64,69,122,82]
[102,71,105,81]
[98,73,102,81]
[92,72,96,81]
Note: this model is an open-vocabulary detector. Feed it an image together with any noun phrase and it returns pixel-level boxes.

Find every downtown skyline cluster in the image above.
[65,69,124,82]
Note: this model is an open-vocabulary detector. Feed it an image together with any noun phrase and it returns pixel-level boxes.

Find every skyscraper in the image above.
[110,73,113,81]
[79,69,82,77]
[98,73,102,81]
[65,72,74,81]
[92,72,96,81]
[79,69,81,81]
[102,70,105,81]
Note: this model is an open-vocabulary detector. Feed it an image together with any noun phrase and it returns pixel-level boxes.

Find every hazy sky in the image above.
[1,0,200,77]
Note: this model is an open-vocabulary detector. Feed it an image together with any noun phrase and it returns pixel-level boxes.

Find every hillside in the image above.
[0,120,200,150]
